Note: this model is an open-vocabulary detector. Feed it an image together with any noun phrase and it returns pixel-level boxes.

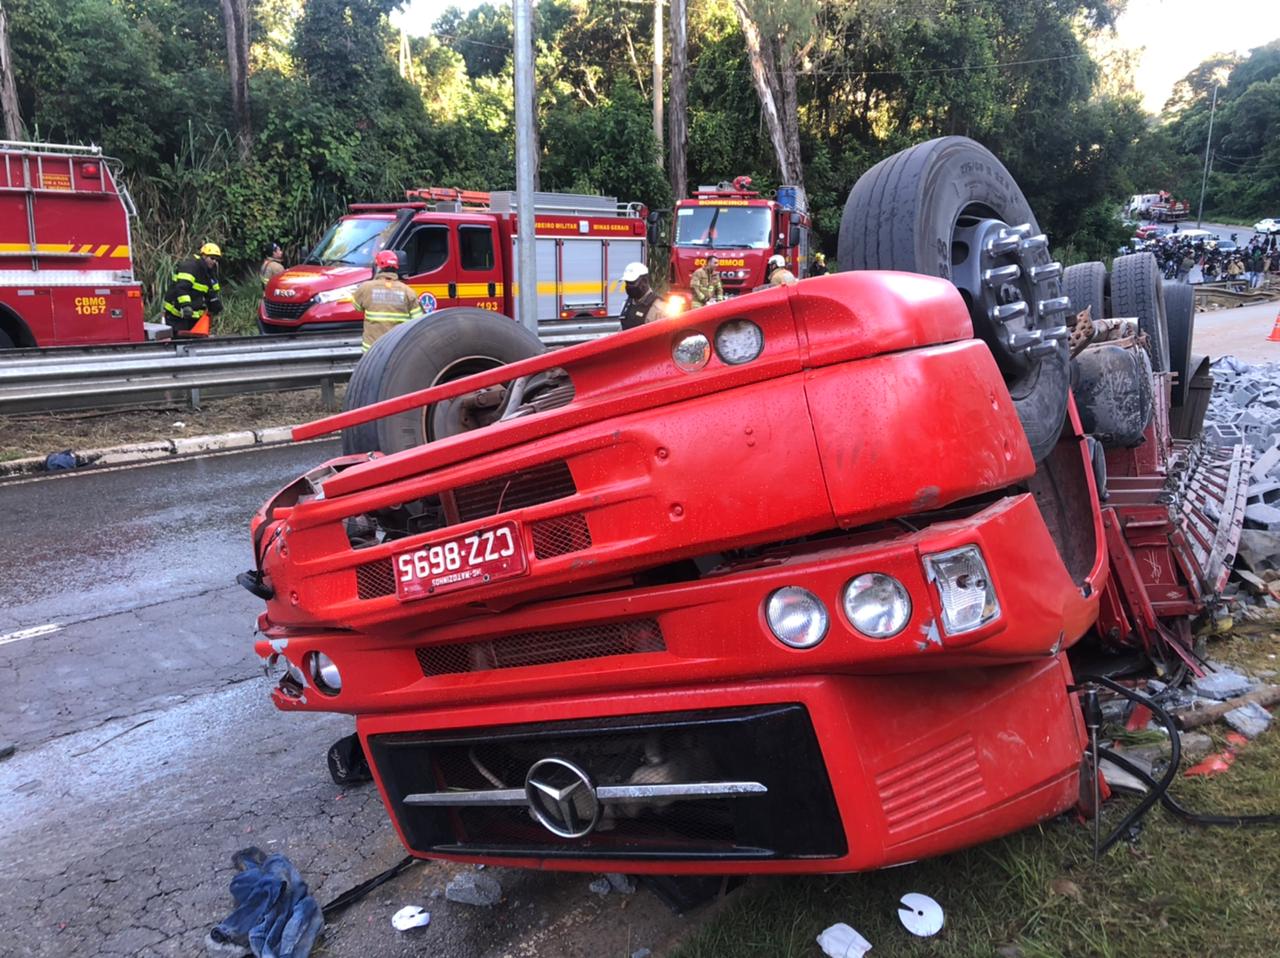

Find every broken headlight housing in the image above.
[923,545,1000,635]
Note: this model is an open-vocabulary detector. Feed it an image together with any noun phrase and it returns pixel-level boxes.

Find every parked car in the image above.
[1253,217,1280,234]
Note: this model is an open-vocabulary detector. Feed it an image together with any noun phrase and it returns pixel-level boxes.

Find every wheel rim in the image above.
[949,213,1070,380]
[422,355,508,442]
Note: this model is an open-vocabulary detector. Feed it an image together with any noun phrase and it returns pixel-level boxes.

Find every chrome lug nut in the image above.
[1037,296,1072,317]
[1019,234,1049,252]
[1029,261,1063,283]
[983,264,1021,286]
[1009,330,1043,352]
[990,300,1029,323]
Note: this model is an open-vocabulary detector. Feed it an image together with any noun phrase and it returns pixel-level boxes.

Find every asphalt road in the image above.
[1193,299,1280,364]
[0,443,684,958]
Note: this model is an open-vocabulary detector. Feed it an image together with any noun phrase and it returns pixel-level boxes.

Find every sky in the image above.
[393,0,1280,116]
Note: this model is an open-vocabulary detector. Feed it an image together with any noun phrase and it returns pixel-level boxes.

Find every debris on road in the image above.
[606,872,636,894]
[897,893,944,937]
[444,871,503,907]
[391,905,431,931]
[588,877,613,897]
[1174,684,1280,729]
[205,847,323,958]
[816,922,873,957]
[1191,666,1255,701]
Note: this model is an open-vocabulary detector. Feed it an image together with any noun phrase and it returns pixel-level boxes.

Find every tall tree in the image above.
[220,0,252,158]
[0,0,21,139]
[667,0,688,202]
[731,0,815,189]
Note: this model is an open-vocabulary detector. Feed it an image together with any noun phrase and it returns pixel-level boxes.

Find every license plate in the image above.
[394,521,527,601]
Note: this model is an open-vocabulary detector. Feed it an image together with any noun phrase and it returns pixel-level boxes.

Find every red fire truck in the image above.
[667,177,811,303]
[243,139,1245,876]
[260,189,648,335]
[0,141,145,349]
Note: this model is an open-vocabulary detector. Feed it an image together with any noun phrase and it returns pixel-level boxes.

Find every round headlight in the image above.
[308,651,342,695]
[765,586,829,649]
[672,332,711,372]
[714,319,764,365]
[842,573,912,638]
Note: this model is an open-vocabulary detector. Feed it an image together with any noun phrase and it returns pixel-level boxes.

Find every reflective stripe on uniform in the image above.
[176,294,192,304]
[173,272,196,284]
[164,301,204,318]
[190,281,210,293]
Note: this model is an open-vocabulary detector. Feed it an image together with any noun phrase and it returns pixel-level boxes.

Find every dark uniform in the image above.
[162,257,222,334]
[619,289,663,330]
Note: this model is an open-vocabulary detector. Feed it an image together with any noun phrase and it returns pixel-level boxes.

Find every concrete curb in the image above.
[0,424,304,479]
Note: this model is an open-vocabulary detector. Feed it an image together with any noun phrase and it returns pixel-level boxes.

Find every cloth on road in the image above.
[206,847,323,958]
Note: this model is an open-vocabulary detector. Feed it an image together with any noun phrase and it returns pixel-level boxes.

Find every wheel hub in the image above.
[951,217,1072,378]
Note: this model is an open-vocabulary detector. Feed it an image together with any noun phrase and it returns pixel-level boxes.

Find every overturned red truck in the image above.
[244,139,1246,874]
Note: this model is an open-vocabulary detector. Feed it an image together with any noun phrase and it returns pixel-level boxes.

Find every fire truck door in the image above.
[605,238,644,317]
[396,222,456,317]
[559,238,605,319]
[454,224,502,312]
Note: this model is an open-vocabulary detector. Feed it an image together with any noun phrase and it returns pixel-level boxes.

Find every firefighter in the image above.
[689,254,724,307]
[766,253,798,287]
[162,242,224,336]
[353,250,426,351]
[810,252,828,276]
[618,262,665,329]
[260,242,285,287]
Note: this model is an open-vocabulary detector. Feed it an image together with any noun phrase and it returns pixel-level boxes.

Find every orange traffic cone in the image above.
[188,313,211,337]
[1269,310,1280,343]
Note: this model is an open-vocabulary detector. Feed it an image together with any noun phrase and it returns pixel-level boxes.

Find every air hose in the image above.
[1076,674,1280,854]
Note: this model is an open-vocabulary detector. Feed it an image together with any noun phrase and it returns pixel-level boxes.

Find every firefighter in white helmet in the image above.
[766,253,798,287]
[617,262,665,329]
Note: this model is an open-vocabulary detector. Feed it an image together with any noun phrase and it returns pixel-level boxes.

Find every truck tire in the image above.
[1074,345,1154,448]
[837,136,1071,462]
[1063,261,1107,325]
[1110,253,1170,372]
[0,328,13,350]
[341,308,544,456]
[1162,280,1195,406]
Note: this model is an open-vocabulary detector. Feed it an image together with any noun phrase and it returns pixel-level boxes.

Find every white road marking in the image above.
[0,623,62,647]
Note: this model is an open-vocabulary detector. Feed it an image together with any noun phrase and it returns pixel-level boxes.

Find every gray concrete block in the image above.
[1245,502,1280,530]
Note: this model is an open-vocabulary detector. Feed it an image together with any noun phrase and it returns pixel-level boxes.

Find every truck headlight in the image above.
[765,586,829,648]
[923,546,1000,634]
[672,332,711,372]
[264,653,306,696]
[842,573,911,638]
[308,651,342,694]
[714,320,764,365]
[313,283,361,304]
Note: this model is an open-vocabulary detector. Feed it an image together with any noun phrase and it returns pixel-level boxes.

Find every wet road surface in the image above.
[0,445,686,958]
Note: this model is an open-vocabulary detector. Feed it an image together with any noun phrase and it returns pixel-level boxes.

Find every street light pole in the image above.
[1196,83,1219,229]
[513,0,538,335]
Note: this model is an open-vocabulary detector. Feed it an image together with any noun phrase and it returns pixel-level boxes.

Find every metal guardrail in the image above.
[0,333,362,414]
[0,322,615,415]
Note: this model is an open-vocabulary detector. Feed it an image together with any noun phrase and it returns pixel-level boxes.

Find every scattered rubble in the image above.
[444,871,503,907]
[588,877,612,897]
[605,873,636,895]
[1204,358,1280,611]
[1224,700,1274,738]
[1192,665,1255,701]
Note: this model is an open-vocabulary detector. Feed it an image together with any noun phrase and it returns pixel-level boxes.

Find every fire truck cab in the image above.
[261,190,648,337]
[0,140,145,349]
[667,177,811,302]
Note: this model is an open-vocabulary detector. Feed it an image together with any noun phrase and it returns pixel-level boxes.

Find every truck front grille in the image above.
[415,619,664,677]
[367,705,846,861]
[263,300,311,321]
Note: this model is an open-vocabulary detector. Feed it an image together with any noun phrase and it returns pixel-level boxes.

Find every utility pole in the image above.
[653,0,664,156]
[1196,83,1219,228]
[513,0,538,335]
[668,0,687,202]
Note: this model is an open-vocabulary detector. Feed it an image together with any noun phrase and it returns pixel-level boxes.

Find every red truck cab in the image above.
[260,189,647,335]
[668,178,811,302]
[0,141,145,349]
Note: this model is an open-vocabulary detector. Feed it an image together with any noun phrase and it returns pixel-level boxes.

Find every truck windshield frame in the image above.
[674,206,773,250]
[306,217,397,266]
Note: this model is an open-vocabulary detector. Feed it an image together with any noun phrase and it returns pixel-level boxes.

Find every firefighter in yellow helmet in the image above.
[162,242,224,336]
[353,250,426,351]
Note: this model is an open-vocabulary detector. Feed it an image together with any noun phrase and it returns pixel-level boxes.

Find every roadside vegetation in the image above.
[675,627,1280,958]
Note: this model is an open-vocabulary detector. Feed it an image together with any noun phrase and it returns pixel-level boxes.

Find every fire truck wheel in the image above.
[1109,252,1170,373]
[1063,261,1108,326]
[0,328,13,349]
[1162,280,1195,406]
[836,136,1070,462]
[341,308,544,455]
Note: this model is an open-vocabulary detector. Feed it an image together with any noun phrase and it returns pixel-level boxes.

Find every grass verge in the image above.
[674,627,1280,958]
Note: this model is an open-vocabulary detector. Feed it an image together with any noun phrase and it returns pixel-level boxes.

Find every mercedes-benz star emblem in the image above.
[524,757,600,838]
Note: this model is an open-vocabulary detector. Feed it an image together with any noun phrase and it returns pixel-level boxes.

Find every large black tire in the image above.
[1063,261,1107,324]
[837,136,1070,462]
[0,328,13,349]
[1162,280,1195,406]
[1110,253,1170,372]
[1074,345,1154,448]
[341,308,544,455]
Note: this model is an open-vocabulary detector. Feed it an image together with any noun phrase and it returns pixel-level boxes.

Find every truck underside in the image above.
[246,138,1249,875]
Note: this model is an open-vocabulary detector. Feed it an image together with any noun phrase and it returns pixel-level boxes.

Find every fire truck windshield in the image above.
[674,206,772,249]
[305,217,397,266]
